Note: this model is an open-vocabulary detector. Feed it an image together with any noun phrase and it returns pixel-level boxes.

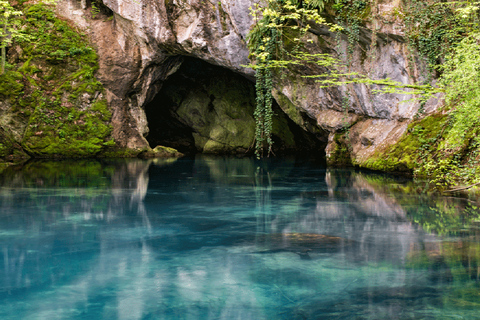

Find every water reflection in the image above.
[0,157,479,319]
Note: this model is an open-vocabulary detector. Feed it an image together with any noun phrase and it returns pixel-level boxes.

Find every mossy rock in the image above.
[362,113,449,174]
[327,132,353,167]
[139,146,184,158]
[172,67,257,153]
[0,127,28,160]
[0,3,114,159]
[0,72,24,98]
[21,97,113,158]
[359,111,480,188]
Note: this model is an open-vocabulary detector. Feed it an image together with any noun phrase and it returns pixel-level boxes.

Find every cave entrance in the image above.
[144,56,327,158]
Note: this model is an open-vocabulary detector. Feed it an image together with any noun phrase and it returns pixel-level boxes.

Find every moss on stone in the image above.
[327,132,353,167]
[154,145,182,155]
[0,3,114,160]
[139,145,184,158]
[272,111,296,148]
[363,113,449,174]
[0,71,24,98]
[358,112,480,188]
[0,127,28,160]
[274,91,304,126]
[171,66,258,153]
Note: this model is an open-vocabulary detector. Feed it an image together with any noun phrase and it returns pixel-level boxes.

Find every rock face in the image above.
[55,0,442,164]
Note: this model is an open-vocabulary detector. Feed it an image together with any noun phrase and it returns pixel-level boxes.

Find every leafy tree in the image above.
[247,0,341,158]
[0,0,25,74]
[439,33,480,148]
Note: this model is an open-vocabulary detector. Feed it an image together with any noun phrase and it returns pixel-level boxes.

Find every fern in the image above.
[303,0,329,11]
[283,0,330,11]
[91,3,100,19]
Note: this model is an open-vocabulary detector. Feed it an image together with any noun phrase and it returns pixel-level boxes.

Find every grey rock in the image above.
[55,0,442,164]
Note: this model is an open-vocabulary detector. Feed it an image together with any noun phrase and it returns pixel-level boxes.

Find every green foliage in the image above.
[247,0,337,157]
[439,33,480,148]
[402,8,480,189]
[333,0,369,57]
[358,1,480,189]
[246,0,480,189]
[247,0,438,152]
[91,3,100,19]
[0,0,29,74]
[362,105,480,190]
[403,0,465,72]
[362,114,448,174]
[0,2,114,159]
[252,24,279,158]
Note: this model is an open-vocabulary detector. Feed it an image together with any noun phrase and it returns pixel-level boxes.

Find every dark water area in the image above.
[0,157,480,319]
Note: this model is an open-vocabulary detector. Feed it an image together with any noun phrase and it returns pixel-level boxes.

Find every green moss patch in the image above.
[363,112,480,190]
[1,3,114,159]
[328,132,353,167]
[363,114,448,173]
[0,71,24,98]
[139,145,184,158]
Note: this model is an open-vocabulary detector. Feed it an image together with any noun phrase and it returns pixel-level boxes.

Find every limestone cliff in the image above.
[53,0,441,164]
[0,0,443,164]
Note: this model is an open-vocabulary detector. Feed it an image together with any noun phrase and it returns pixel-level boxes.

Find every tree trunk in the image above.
[1,23,6,75]
[1,45,5,75]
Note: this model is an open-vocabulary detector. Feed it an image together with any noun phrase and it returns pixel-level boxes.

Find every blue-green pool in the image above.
[0,157,479,319]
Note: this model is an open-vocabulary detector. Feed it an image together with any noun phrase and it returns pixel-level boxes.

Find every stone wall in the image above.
[56,0,443,163]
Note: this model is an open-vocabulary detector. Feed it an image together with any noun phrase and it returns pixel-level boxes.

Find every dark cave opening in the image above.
[144,56,327,159]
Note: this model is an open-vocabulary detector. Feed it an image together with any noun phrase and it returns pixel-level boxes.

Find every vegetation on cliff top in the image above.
[363,1,480,190]
[247,0,480,190]
[0,1,114,160]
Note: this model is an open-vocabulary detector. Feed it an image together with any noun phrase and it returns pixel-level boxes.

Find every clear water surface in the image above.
[1,157,480,320]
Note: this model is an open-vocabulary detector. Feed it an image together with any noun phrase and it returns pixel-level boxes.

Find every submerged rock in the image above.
[254,233,355,258]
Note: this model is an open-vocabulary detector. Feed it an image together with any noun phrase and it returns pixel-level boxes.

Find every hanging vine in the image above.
[402,0,465,74]
[332,0,369,62]
[247,0,337,158]
[253,27,277,158]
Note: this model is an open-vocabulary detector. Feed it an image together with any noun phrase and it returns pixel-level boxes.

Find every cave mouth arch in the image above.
[144,56,327,159]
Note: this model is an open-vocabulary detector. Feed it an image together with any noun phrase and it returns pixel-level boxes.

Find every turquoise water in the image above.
[0,157,479,319]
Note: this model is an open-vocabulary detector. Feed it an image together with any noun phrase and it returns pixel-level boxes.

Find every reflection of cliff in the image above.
[0,159,160,221]
[329,171,407,220]
[0,159,174,296]
[2,158,480,319]
[270,169,428,266]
